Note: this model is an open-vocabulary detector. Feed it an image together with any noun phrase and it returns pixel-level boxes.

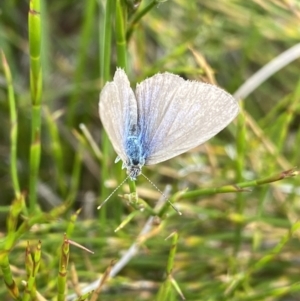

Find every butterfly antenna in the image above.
[97,176,129,210]
[141,173,182,215]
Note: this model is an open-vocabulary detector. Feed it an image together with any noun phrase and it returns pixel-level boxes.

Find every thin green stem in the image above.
[116,0,127,70]
[67,144,82,205]
[100,0,115,83]
[156,232,179,300]
[28,0,43,213]
[166,232,178,275]
[1,51,20,197]
[181,168,298,200]
[44,108,66,196]
[23,241,41,301]
[66,209,81,237]
[99,0,115,220]
[126,0,158,40]
[0,255,20,300]
[29,106,41,212]
[128,179,136,195]
[57,235,69,301]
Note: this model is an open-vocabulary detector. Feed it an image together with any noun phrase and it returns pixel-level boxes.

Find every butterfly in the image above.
[99,68,239,181]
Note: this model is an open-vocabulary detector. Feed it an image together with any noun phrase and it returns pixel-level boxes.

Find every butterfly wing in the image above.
[135,73,239,165]
[99,68,137,163]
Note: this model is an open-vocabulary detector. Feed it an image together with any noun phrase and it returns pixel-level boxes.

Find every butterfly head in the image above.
[126,164,142,180]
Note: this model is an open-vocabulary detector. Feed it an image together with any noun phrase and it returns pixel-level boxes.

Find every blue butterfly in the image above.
[99,68,239,181]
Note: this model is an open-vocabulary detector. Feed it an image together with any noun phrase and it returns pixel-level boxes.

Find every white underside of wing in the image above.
[135,73,239,165]
[99,69,137,163]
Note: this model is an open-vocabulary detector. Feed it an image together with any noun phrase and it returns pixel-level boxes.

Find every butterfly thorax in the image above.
[125,136,145,180]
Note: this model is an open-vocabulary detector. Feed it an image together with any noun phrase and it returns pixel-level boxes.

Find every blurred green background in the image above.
[1,0,300,300]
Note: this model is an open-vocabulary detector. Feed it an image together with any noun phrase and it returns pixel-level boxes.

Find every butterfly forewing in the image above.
[135,73,239,165]
[135,73,185,160]
[99,69,138,163]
